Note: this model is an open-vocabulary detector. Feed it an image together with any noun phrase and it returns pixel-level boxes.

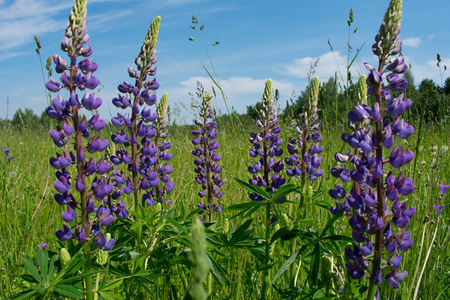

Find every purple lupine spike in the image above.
[329,0,414,296]
[109,17,172,213]
[285,77,323,183]
[248,79,285,204]
[191,90,223,218]
[43,0,117,254]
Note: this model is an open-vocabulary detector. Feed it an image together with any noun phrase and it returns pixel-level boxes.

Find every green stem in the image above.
[84,245,93,300]
[366,59,386,300]
[262,201,272,300]
[94,273,100,300]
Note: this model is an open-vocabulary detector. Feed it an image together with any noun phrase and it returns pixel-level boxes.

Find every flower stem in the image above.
[262,201,272,299]
[366,60,386,300]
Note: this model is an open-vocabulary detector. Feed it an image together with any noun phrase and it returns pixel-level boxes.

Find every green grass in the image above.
[0,120,449,299]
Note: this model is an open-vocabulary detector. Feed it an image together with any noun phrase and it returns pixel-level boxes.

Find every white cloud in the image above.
[0,0,130,53]
[409,57,450,85]
[403,38,422,48]
[159,76,294,122]
[284,51,361,81]
[0,0,70,52]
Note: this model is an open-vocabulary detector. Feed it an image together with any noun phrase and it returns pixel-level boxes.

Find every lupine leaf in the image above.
[20,274,39,284]
[270,228,301,244]
[314,200,332,210]
[54,284,83,298]
[37,247,49,284]
[273,243,312,284]
[2,289,39,300]
[21,254,43,285]
[320,209,345,238]
[271,248,300,283]
[228,201,267,220]
[59,271,100,284]
[165,216,189,234]
[234,177,270,199]
[228,201,264,211]
[47,254,59,282]
[310,244,321,287]
[271,184,297,201]
[206,252,229,283]
[99,291,125,300]
[101,278,124,291]
[229,219,253,245]
[323,235,355,242]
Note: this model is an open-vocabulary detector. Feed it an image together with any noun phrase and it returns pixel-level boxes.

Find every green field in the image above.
[0,118,448,299]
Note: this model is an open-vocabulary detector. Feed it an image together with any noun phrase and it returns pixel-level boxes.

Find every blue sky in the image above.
[1,0,449,123]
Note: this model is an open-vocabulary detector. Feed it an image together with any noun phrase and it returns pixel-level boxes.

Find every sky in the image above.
[0,0,449,124]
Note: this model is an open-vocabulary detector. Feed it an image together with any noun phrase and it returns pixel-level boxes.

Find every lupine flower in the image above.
[0,146,13,161]
[248,79,285,202]
[110,16,174,210]
[285,76,323,182]
[329,0,415,296]
[44,0,115,251]
[434,183,450,195]
[433,205,445,215]
[191,91,223,218]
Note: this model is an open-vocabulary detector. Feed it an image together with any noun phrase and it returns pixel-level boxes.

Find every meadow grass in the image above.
[0,119,448,299]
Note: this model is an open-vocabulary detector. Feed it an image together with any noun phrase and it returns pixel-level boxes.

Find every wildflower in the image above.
[39,242,47,248]
[192,90,223,218]
[433,205,445,215]
[110,16,173,210]
[44,0,115,251]
[248,79,285,201]
[285,77,323,182]
[329,0,415,296]
[434,183,450,195]
[0,146,13,161]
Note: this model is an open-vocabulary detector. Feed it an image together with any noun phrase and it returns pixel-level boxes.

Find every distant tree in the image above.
[416,78,440,122]
[39,110,52,129]
[11,108,40,129]
[444,77,450,95]
[246,101,263,120]
[404,69,419,101]
[318,76,339,124]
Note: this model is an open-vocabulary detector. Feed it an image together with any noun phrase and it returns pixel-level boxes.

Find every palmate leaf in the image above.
[165,216,189,234]
[206,252,229,283]
[21,254,43,285]
[99,291,125,300]
[323,235,355,243]
[228,219,253,245]
[270,228,301,244]
[310,244,321,287]
[233,177,270,199]
[2,289,39,300]
[37,247,48,284]
[228,200,267,220]
[320,208,345,238]
[54,284,83,299]
[271,184,297,201]
[271,243,311,284]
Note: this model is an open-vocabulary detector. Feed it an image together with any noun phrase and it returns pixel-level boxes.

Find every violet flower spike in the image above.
[191,91,223,219]
[248,78,285,202]
[434,183,450,195]
[108,16,163,212]
[329,1,415,297]
[285,76,323,184]
[44,0,116,253]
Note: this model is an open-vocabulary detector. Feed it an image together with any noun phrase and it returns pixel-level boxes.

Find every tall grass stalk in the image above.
[413,220,439,300]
